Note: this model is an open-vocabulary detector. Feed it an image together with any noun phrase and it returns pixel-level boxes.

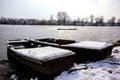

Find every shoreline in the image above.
[0,46,120,80]
[0,60,58,80]
[0,60,16,80]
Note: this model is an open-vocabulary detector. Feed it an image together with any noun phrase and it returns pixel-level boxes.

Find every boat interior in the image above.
[7,38,76,49]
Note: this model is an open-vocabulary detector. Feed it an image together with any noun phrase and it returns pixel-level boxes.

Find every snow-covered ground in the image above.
[10,46,120,80]
[55,46,120,80]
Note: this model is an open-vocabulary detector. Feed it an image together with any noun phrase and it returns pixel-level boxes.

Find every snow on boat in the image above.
[7,39,75,75]
[7,38,114,64]
[63,41,113,62]
[30,38,113,63]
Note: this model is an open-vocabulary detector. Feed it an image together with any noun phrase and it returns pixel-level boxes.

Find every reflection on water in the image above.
[56,30,78,40]
[54,26,120,42]
[0,25,120,60]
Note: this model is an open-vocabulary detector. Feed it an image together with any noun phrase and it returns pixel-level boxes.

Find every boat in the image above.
[7,38,113,66]
[30,38,114,63]
[7,39,75,75]
[29,38,76,47]
[57,28,77,30]
[62,41,113,62]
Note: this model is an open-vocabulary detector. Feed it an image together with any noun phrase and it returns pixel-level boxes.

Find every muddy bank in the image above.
[0,60,16,80]
[0,60,58,80]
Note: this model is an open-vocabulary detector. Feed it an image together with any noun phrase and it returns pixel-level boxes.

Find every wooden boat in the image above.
[30,38,114,63]
[62,41,113,62]
[29,38,76,47]
[57,28,77,30]
[7,39,75,75]
[7,38,113,65]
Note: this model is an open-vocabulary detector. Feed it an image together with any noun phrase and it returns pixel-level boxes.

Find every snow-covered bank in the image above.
[55,46,120,80]
[1,46,120,80]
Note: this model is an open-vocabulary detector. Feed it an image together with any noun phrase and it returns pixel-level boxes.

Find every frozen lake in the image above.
[0,25,120,60]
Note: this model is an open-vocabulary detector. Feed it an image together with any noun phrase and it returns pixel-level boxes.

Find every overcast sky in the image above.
[0,0,120,20]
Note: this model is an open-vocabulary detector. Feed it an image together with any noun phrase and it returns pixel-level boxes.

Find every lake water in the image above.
[0,25,120,60]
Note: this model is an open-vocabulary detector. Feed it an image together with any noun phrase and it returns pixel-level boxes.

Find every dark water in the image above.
[0,25,120,60]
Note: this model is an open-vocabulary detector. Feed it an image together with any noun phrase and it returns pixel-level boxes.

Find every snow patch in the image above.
[30,77,39,80]
[10,74,18,80]
[14,46,74,61]
[66,41,113,50]
[55,47,120,80]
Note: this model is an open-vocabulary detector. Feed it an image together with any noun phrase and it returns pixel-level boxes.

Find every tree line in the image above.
[0,11,120,26]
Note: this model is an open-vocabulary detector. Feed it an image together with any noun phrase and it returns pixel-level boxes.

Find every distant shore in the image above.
[0,17,120,26]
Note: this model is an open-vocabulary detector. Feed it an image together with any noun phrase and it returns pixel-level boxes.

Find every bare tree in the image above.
[50,15,53,21]
[57,11,70,25]
[84,17,88,23]
[99,16,104,25]
[117,18,120,26]
[90,15,94,25]
[111,16,116,26]
[49,15,54,25]
[95,17,99,25]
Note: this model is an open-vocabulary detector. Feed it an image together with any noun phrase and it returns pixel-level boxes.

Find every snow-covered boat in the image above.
[30,38,114,62]
[62,41,113,62]
[7,39,75,75]
[7,38,113,66]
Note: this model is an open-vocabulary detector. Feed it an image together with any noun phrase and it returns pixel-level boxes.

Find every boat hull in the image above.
[7,48,75,75]
[7,40,75,75]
